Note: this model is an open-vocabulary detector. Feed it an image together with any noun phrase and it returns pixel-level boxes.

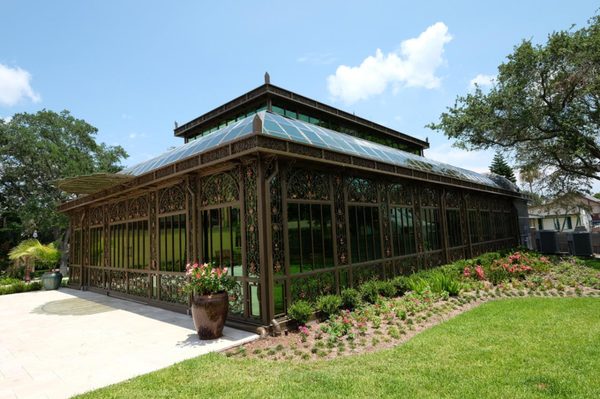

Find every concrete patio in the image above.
[0,288,258,399]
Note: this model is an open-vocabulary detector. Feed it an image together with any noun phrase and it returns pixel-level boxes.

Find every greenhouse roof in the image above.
[120,111,517,192]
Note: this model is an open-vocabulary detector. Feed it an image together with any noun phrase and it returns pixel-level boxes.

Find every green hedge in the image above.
[0,281,42,295]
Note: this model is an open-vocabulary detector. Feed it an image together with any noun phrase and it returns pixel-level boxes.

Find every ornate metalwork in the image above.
[445,190,461,209]
[109,200,127,223]
[270,170,284,274]
[187,178,195,261]
[159,275,187,304]
[88,267,104,288]
[420,187,440,207]
[389,183,413,205]
[379,183,392,257]
[333,175,348,265]
[69,266,81,285]
[158,183,186,214]
[286,169,330,201]
[128,195,149,219]
[244,162,260,276]
[149,191,157,270]
[89,206,104,226]
[103,204,110,267]
[199,171,239,207]
[110,270,127,293]
[128,272,150,297]
[347,177,378,203]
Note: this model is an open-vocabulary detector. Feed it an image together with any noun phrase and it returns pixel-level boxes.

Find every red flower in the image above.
[475,265,485,280]
[463,267,471,277]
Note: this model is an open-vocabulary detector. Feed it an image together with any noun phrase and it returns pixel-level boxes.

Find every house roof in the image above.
[121,111,518,192]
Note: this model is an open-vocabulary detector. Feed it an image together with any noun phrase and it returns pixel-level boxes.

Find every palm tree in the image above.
[8,240,61,282]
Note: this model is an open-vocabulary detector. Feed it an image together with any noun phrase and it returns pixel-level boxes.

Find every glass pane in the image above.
[322,205,334,267]
[299,204,312,271]
[311,204,323,269]
[231,208,243,277]
[287,203,301,274]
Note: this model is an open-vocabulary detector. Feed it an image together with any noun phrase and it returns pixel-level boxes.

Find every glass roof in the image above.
[261,112,516,191]
[121,115,255,176]
[120,111,516,192]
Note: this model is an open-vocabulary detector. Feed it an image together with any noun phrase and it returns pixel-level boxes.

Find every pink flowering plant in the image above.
[184,262,236,296]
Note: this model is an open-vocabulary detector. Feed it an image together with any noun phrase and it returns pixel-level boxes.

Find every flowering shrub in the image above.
[184,262,236,296]
[298,325,310,342]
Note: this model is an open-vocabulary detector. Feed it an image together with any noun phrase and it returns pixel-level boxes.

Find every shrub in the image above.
[0,281,42,296]
[359,280,381,304]
[406,277,430,294]
[429,273,462,296]
[375,280,397,298]
[391,276,410,296]
[288,300,314,325]
[0,277,21,286]
[315,295,342,319]
[340,288,362,309]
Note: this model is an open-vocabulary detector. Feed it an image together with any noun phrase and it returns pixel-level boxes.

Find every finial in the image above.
[264,71,270,84]
[174,121,178,129]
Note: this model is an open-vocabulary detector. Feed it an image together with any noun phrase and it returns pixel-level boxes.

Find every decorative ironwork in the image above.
[286,169,330,201]
[187,178,195,261]
[270,170,284,274]
[420,187,440,207]
[149,191,157,270]
[423,250,445,269]
[413,201,424,253]
[103,204,110,266]
[88,268,103,288]
[158,183,186,214]
[333,175,348,264]
[199,171,239,207]
[110,270,127,293]
[159,275,187,304]
[445,190,462,209]
[379,183,392,257]
[89,206,103,226]
[244,162,260,276]
[109,200,127,223]
[128,272,150,297]
[389,183,413,205]
[347,177,377,203]
[69,266,81,285]
[128,195,149,219]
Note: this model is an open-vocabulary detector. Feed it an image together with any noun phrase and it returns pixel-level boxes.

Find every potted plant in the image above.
[8,240,62,289]
[184,262,236,340]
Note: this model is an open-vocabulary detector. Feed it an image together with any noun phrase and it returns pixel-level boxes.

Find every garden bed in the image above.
[226,252,600,361]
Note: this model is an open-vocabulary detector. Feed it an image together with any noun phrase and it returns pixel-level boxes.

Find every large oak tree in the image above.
[0,110,127,268]
[428,15,600,196]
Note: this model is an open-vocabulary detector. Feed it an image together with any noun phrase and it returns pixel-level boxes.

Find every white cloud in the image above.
[297,52,337,65]
[1,116,12,123]
[0,64,41,106]
[469,74,495,89]
[128,132,147,140]
[327,22,452,104]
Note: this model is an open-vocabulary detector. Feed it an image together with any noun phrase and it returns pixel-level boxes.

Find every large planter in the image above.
[191,291,229,340]
[41,271,63,290]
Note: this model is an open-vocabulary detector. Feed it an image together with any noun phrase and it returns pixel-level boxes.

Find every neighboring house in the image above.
[529,195,600,232]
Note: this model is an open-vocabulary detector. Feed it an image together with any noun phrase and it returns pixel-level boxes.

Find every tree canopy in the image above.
[428,15,600,196]
[0,110,127,267]
[489,152,516,183]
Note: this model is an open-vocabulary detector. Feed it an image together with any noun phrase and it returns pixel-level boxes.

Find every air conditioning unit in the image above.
[571,232,593,257]
[537,230,560,254]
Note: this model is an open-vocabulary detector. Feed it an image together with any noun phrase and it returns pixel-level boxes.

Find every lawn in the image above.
[78,297,600,399]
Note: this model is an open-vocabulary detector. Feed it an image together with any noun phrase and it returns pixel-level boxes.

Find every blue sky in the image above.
[1,0,597,189]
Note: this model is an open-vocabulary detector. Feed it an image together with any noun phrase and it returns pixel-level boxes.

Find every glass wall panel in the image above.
[390,207,416,256]
[286,203,334,272]
[71,229,82,265]
[89,227,103,266]
[468,210,480,243]
[201,206,242,276]
[110,223,127,268]
[421,208,441,251]
[446,209,462,247]
[481,211,492,241]
[349,206,382,263]
[158,214,187,272]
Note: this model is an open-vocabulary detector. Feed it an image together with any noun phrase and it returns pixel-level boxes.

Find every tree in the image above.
[594,192,600,200]
[0,110,127,268]
[8,239,61,281]
[489,152,516,183]
[428,14,600,196]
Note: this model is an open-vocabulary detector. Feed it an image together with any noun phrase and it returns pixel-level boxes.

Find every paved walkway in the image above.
[0,288,258,399]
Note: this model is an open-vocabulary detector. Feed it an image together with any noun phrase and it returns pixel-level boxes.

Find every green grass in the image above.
[78,298,600,399]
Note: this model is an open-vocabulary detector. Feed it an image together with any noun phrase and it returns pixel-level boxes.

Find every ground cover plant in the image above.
[227,250,599,361]
[78,297,600,399]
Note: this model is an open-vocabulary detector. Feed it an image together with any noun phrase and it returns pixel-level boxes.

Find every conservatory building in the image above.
[59,79,527,331]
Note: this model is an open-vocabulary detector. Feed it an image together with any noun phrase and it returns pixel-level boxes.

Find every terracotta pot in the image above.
[191,291,229,340]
